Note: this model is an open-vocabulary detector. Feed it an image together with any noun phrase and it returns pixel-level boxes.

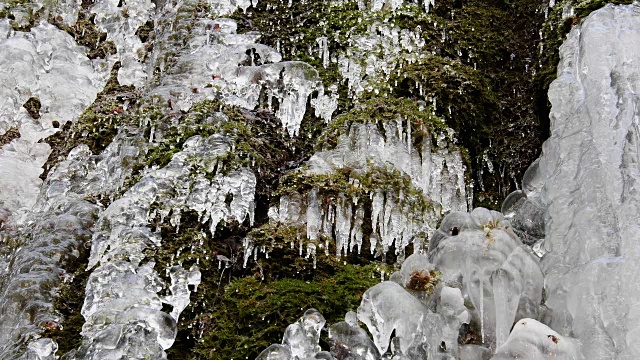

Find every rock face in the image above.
[0,0,637,358]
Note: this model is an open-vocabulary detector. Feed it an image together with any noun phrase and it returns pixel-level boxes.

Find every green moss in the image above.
[232,0,549,209]
[319,96,447,151]
[193,263,381,360]
[0,127,20,147]
[41,204,98,356]
[23,97,41,119]
[278,166,432,214]
[41,61,139,180]
[42,261,90,355]
[51,14,117,59]
[0,2,44,31]
[145,206,388,360]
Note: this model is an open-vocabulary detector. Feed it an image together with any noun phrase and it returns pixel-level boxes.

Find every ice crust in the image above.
[73,134,254,359]
[306,122,468,213]
[147,9,335,136]
[90,0,154,87]
[328,312,380,360]
[429,208,543,350]
[491,319,583,360]
[0,130,141,358]
[337,23,427,97]
[0,23,110,215]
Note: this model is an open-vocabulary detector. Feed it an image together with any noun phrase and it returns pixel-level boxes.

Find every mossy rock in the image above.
[232,0,550,209]
[148,208,388,360]
[51,14,117,60]
[278,166,433,214]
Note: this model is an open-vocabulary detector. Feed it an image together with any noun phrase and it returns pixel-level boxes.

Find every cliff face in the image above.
[0,0,637,359]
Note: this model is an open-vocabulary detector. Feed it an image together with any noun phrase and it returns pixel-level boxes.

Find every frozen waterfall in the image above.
[0,0,638,359]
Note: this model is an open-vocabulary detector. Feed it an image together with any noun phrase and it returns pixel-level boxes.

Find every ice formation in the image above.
[501,159,545,247]
[0,0,637,357]
[90,0,154,87]
[252,3,640,359]
[429,208,543,350]
[148,11,335,135]
[0,130,141,358]
[17,110,254,359]
[255,309,327,360]
[249,119,468,262]
[501,4,640,359]
[306,122,468,212]
[328,311,380,360]
[492,319,582,360]
[256,229,542,359]
[0,22,109,215]
[365,0,435,13]
[73,133,253,358]
[337,23,426,97]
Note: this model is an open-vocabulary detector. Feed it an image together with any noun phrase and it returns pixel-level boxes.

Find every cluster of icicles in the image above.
[254,201,577,360]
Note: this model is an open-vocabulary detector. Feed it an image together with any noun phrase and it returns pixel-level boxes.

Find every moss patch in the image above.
[51,14,117,60]
[233,0,550,209]
[41,203,98,356]
[144,204,388,360]
[23,97,41,119]
[193,264,381,360]
[42,256,91,355]
[40,61,138,180]
[319,96,447,151]
[278,166,433,215]
[0,2,44,32]
[0,127,20,146]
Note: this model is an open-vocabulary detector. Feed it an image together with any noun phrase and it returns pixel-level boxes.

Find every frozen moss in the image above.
[319,96,447,152]
[142,204,388,360]
[406,269,441,295]
[0,127,20,146]
[233,0,549,209]
[278,167,433,216]
[41,248,91,356]
[0,1,44,31]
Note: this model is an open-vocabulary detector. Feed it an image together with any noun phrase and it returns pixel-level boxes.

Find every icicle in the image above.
[306,189,321,241]
[243,237,254,268]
